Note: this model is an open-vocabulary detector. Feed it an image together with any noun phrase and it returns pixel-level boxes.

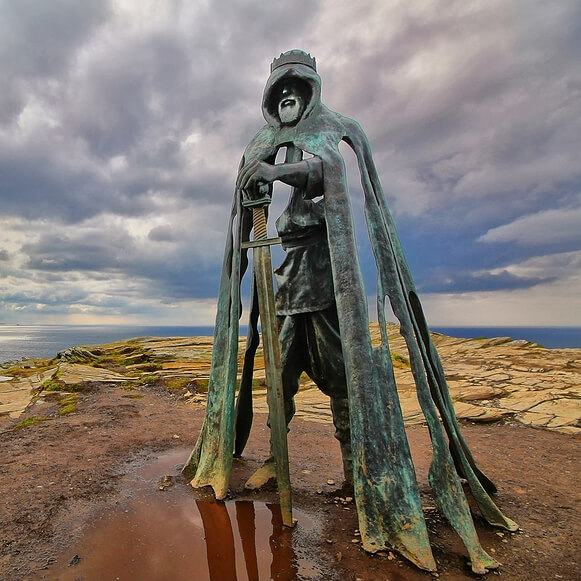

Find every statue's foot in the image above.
[468,547,500,575]
[245,457,277,490]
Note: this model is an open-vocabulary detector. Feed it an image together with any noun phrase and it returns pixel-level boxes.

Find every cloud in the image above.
[421,268,556,294]
[0,0,110,123]
[0,0,580,326]
[478,203,581,247]
[148,225,177,242]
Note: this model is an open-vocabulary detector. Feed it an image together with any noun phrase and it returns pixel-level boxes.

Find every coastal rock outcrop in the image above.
[1,326,579,435]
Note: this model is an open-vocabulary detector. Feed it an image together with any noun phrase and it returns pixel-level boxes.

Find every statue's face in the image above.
[277,83,305,125]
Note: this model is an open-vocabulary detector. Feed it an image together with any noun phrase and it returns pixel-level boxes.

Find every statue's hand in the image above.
[236,158,277,192]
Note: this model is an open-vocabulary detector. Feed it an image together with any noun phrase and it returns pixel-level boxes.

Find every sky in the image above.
[0,0,580,327]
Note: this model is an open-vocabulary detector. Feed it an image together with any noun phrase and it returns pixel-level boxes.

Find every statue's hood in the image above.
[261,63,322,129]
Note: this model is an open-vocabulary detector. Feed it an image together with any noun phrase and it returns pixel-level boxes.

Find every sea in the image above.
[0,325,214,365]
[0,324,580,365]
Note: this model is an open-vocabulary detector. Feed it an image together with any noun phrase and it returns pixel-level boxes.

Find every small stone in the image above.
[351,538,360,543]
[327,479,335,485]
[158,475,174,490]
[316,489,323,494]
[388,552,395,560]
[326,539,334,544]
[68,554,81,567]
[336,552,342,562]
[172,434,180,439]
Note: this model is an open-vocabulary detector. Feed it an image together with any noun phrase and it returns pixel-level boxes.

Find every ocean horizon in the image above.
[1,323,580,365]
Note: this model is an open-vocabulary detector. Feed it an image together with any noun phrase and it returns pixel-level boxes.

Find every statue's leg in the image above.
[304,306,352,483]
[330,397,352,482]
[245,314,305,490]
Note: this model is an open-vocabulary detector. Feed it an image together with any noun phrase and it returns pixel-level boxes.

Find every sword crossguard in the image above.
[240,197,281,249]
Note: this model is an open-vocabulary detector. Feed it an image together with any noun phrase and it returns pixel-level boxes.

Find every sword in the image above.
[241,191,292,527]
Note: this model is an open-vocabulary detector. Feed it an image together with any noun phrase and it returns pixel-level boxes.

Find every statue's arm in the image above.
[236,157,322,198]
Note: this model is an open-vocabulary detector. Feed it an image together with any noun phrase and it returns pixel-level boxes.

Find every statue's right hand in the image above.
[236,158,277,191]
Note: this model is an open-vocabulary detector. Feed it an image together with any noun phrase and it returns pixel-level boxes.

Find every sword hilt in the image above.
[241,186,281,249]
[252,207,268,241]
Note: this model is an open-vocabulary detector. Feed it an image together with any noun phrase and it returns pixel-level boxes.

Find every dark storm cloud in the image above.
[19,217,221,300]
[419,269,556,294]
[321,1,581,230]
[22,230,134,272]
[0,0,110,123]
[148,225,177,243]
[0,1,322,226]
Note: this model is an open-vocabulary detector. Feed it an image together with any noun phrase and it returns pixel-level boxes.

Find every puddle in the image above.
[49,449,320,581]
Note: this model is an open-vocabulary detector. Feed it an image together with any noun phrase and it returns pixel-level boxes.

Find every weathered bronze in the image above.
[183,49,517,575]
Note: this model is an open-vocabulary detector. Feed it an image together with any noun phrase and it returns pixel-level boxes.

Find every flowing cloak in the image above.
[183,62,517,574]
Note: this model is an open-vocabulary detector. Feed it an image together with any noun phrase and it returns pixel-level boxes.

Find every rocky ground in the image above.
[0,325,579,580]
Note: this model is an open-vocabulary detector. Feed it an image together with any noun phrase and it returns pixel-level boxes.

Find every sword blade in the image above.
[251,208,293,527]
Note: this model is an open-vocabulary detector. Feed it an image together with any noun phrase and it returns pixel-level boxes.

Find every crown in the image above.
[271,50,317,73]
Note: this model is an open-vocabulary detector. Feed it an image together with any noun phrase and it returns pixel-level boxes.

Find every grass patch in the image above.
[42,379,67,392]
[121,381,139,390]
[165,377,192,391]
[58,393,79,415]
[391,352,410,368]
[86,345,154,370]
[1,361,53,379]
[197,378,210,392]
[14,416,50,429]
[41,379,84,393]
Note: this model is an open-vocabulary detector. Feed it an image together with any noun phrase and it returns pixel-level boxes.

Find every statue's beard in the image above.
[278,98,303,125]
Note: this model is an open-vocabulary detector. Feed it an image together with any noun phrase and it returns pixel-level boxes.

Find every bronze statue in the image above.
[183,50,517,575]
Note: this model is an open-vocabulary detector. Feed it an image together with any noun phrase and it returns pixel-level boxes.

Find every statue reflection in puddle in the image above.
[196,500,297,581]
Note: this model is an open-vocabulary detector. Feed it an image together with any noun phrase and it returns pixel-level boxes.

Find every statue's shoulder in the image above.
[243,124,277,159]
[315,105,367,144]
[331,111,372,152]
[333,112,366,139]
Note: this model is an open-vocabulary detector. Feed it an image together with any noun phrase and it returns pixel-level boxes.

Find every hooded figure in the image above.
[183,50,517,575]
